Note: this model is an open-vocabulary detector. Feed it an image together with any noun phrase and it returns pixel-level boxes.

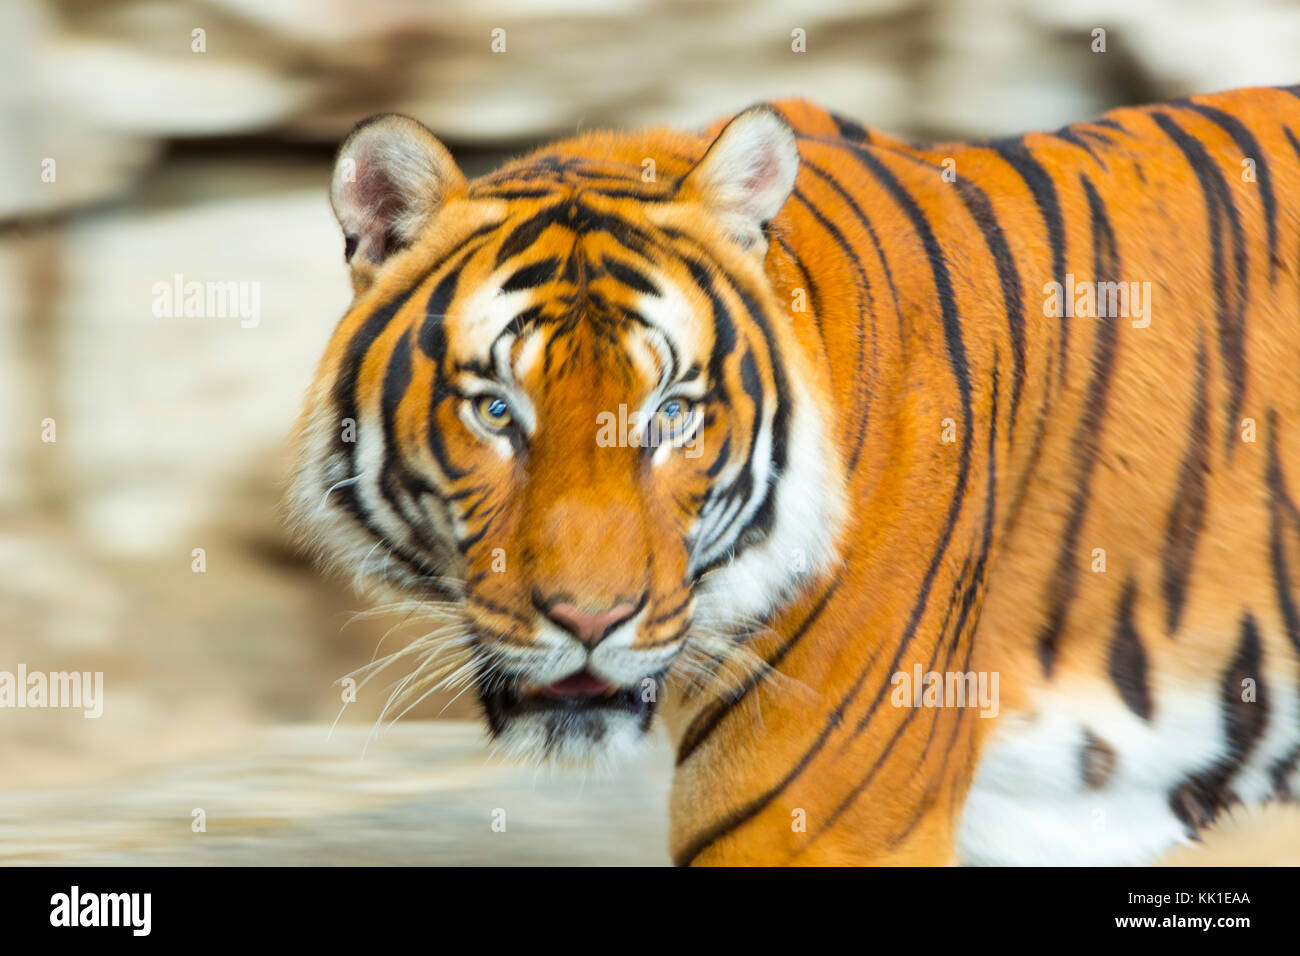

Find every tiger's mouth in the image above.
[478,668,658,759]
[480,668,656,729]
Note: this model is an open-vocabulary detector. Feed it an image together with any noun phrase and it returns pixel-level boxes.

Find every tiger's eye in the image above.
[476,395,513,430]
[654,398,692,437]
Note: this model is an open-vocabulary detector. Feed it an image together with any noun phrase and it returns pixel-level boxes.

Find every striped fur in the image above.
[290,86,1300,864]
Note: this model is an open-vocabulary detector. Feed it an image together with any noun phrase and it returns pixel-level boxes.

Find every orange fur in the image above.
[293,85,1300,865]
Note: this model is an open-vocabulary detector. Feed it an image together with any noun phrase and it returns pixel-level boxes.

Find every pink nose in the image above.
[543,601,639,647]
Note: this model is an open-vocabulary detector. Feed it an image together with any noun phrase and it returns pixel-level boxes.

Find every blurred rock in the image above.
[45,37,311,137]
[53,160,347,557]
[8,0,1296,223]
[0,722,674,865]
[1035,1,1300,98]
[0,239,36,512]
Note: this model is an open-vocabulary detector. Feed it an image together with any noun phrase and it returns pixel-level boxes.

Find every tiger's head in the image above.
[289,108,846,764]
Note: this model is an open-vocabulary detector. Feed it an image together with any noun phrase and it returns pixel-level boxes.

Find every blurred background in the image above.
[3,0,1299,864]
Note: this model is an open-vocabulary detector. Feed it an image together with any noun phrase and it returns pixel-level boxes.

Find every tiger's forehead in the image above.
[444,264,699,391]
[434,203,711,386]
[467,150,685,200]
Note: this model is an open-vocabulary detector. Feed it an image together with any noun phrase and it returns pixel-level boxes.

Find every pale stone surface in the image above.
[0,722,674,866]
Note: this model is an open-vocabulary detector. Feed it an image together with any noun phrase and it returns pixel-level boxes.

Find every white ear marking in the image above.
[682,106,799,252]
[329,114,464,270]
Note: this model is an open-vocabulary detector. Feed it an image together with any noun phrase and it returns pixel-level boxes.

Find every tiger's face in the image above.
[289,110,845,763]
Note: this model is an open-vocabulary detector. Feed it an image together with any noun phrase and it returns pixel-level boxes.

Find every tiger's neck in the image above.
[663,131,1039,864]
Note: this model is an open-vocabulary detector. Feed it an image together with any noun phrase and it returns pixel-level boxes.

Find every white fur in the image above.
[958,685,1228,865]
[690,107,800,249]
[633,283,846,628]
[693,345,845,628]
[330,117,453,261]
[490,707,649,770]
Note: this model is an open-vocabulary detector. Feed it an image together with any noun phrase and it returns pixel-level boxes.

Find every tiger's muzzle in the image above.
[468,591,687,763]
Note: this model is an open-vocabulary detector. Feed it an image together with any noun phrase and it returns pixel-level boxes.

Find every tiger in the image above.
[288,84,1300,865]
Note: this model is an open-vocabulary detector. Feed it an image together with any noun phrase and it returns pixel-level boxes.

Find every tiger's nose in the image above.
[540,599,639,647]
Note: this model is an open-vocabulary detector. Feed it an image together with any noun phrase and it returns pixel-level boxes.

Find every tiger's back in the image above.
[951,88,1300,864]
[669,86,1300,865]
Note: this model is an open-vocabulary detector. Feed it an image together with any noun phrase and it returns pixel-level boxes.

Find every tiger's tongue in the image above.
[540,671,613,699]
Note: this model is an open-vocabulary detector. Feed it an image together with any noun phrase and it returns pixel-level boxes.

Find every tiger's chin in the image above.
[479,675,657,768]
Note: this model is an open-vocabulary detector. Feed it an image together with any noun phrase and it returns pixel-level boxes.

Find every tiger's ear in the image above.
[330,114,465,288]
[679,106,799,256]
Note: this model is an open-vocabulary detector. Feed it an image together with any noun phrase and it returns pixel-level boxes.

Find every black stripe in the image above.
[797,149,905,470]
[474,187,556,200]
[948,175,1027,431]
[332,225,495,469]
[379,330,414,472]
[668,262,741,559]
[1053,125,1104,164]
[494,204,569,265]
[664,239,791,574]
[694,350,765,550]
[419,272,458,359]
[419,267,476,482]
[478,154,570,183]
[1107,577,1153,721]
[700,435,730,482]
[568,203,661,256]
[1077,127,1119,149]
[881,560,978,850]
[773,234,826,346]
[711,283,792,554]
[1152,111,1249,455]
[1285,126,1300,165]
[601,255,661,297]
[674,578,839,767]
[1265,410,1300,796]
[990,138,1069,386]
[580,186,678,202]
[783,188,875,474]
[676,255,736,415]
[1161,340,1210,635]
[831,112,872,144]
[1168,613,1269,835]
[672,680,859,867]
[499,257,562,293]
[1003,346,1053,536]
[375,330,453,557]
[329,292,445,591]
[1179,101,1278,282]
[1035,175,1121,676]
